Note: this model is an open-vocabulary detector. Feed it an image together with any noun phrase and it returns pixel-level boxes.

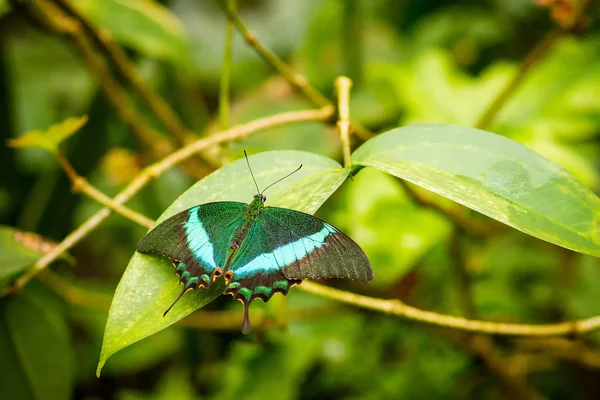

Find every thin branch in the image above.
[297,281,600,336]
[57,153,154,228]
[476,0,591,130]
[476,28,563,130]
[220,1,374,141]
[51,0,193,143]
[1,106,334,296]
[221,1,329,108]
[335,76,353,168]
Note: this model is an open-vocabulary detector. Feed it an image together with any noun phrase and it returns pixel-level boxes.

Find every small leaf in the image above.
[0,284,74,400]
[7,130,55,153]
[352,124,600,256]
[97,151,347,375]
[8,116,88,154]
[0,226,61,289]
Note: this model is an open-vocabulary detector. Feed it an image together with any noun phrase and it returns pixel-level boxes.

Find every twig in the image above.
[476,0,591,130]
[33,0,168,156]
[297,281,600,336]
[57,152,154,228]
[220,1,374,141]
[335,76,353,168]
[476,29,563,130]
[51,0,193,143]
[1,106,334,296]
[221,1,330,108]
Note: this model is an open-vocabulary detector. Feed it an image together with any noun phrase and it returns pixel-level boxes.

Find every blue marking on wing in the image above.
[234,225,332,279]
[184,207,217,269]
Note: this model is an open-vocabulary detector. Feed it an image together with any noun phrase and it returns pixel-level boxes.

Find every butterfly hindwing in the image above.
[223,206,373,304]
[136,202,246,291]
[263,207,373,281]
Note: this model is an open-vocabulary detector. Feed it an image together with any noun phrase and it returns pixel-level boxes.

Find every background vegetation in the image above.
[2,0,600,399]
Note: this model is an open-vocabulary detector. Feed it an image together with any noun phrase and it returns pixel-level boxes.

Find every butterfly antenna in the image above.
[261,164,303,194]
[244,150,261,194]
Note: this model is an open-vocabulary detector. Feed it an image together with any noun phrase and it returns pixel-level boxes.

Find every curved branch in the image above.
[297,281,600,336]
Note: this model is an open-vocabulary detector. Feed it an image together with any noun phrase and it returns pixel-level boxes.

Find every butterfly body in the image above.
[137,171,373,334]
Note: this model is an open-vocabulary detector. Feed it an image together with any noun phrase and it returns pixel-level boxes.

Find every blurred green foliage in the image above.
[1,0,600,399]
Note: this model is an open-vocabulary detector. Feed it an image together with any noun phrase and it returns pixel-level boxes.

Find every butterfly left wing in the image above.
[136,202,246,314]
[223,206,372,333]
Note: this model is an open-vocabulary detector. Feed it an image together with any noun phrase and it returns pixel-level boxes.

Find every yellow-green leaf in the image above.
[8,116,88,154]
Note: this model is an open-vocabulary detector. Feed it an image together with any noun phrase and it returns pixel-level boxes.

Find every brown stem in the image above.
[220,1,374,141]
[298,281,600,336]
[475,0,592,131]
[476,29,563,130]
[56,153,154,228]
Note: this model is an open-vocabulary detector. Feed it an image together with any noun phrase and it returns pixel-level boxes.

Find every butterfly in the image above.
[136,152,373,334]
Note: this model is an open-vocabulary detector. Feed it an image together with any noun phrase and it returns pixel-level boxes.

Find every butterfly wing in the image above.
[224,206,373,303]
[136,202,246,293]
[263,207,373,282]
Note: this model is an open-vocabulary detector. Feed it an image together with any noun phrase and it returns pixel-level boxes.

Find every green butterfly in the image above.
[136,153,373,334]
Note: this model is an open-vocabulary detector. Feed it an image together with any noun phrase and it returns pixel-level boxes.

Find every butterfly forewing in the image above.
[136,202,246,290]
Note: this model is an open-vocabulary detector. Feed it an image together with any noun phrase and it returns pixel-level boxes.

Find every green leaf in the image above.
[97,151,347,375]
[0,226,63,289]
[0,285,74,400]
[8,116,88,154]
[352,124,600,256]
[72,0,189,64]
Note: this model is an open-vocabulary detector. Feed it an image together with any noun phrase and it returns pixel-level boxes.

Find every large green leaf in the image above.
[98,151,347,375]
[352,124,600,256]
[0,285,73,400]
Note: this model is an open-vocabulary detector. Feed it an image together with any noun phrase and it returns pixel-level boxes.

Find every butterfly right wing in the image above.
[136,202,246,292]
